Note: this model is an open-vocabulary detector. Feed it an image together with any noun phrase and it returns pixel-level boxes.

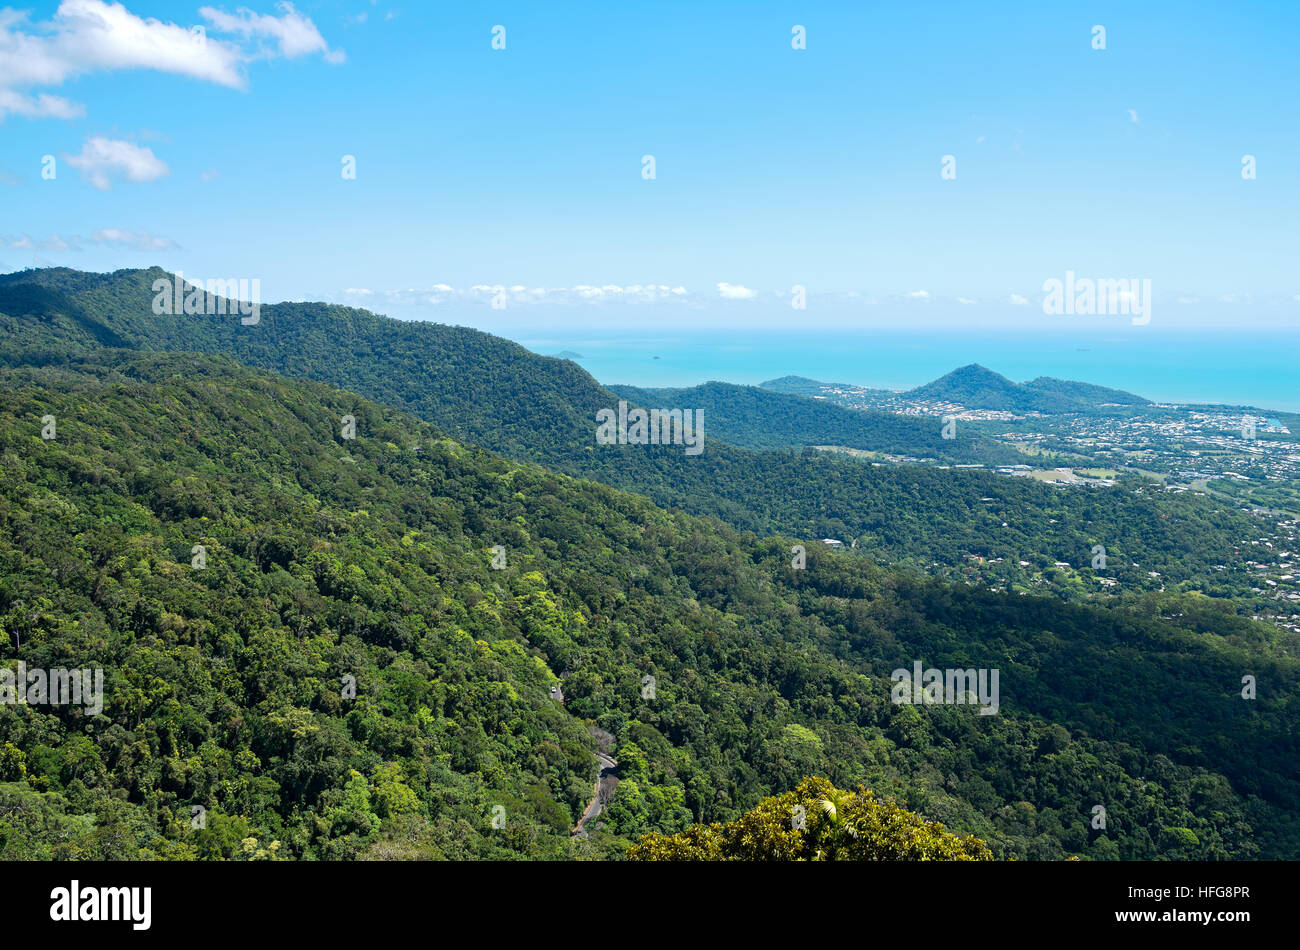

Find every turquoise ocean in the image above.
[519,329,1300,413]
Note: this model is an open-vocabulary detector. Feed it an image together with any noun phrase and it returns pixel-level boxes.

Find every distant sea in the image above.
[521,329,1300,413]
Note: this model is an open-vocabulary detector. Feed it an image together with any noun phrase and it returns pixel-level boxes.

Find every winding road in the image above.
[571,752,618,837]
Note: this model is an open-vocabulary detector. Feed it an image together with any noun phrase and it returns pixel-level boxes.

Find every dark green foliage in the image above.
[0,353,1295,859]
[0,268,1276,607]
[608,381,1021,462]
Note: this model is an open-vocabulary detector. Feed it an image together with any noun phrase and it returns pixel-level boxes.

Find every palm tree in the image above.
[812,787,859,859]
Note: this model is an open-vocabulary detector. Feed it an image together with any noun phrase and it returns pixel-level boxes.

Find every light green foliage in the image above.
[0,339,1294,859]
[629,777,993,861]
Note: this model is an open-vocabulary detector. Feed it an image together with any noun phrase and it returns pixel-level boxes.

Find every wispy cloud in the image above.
[88,227,176,250]
[199,3,345,64]
[0,88,84,119]
[3,233,72,251]
[343,283,693,308]
[3,228,177,251]
[332,283,1073,313]
[66,136,168,189]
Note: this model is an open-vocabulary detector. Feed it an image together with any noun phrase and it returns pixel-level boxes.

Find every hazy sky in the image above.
[1,0,1297,331]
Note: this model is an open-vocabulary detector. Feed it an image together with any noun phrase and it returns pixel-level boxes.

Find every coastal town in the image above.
[801,380,1300,635]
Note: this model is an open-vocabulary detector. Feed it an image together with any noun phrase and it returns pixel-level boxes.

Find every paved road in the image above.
[571,752,617,837]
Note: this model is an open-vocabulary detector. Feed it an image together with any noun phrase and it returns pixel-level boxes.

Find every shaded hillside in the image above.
[1022,376,1150,407]
[759,375,880,397]
[0,268,1276,600]
[0,353,1295,859]
[608,380,1020,461]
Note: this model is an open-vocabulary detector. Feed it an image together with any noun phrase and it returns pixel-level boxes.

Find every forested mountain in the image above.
[0,268,1277,604]
[1,353,1297,860]
[1021,376,1151,408]
[762,370,1150,410]
[759,375,869,397]
[607,380,1019,460]
[905,364,1148,412]
[0,267,1012,460]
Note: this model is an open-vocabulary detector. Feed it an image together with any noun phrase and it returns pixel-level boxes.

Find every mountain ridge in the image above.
[1,349,1295,859]
[761,364,1150,412]
[0,265,1278,603]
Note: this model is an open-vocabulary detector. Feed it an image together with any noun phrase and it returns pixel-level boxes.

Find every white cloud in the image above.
[0,2,247,93]
[200,3,345,63]
[0,1,342,122]
[4,233,71,250]
[4,227,176,251]
[332,282,1076,314]
[344,282,695,308]
[1127,109,1140,124]
[89,227,175,250]
[66,136,169,189]
[200,169,220,182]
[716,281,757,300]
[0,89,84,119]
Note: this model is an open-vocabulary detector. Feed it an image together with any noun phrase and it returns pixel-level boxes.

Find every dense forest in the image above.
[0,268,1285,608]
[1,352,1296,859]
[607,380,1024,462]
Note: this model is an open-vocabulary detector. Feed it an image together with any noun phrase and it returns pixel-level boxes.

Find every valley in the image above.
[0,269,1296,864]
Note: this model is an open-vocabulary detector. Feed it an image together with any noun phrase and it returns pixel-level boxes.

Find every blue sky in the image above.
[1,0,1297,331]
